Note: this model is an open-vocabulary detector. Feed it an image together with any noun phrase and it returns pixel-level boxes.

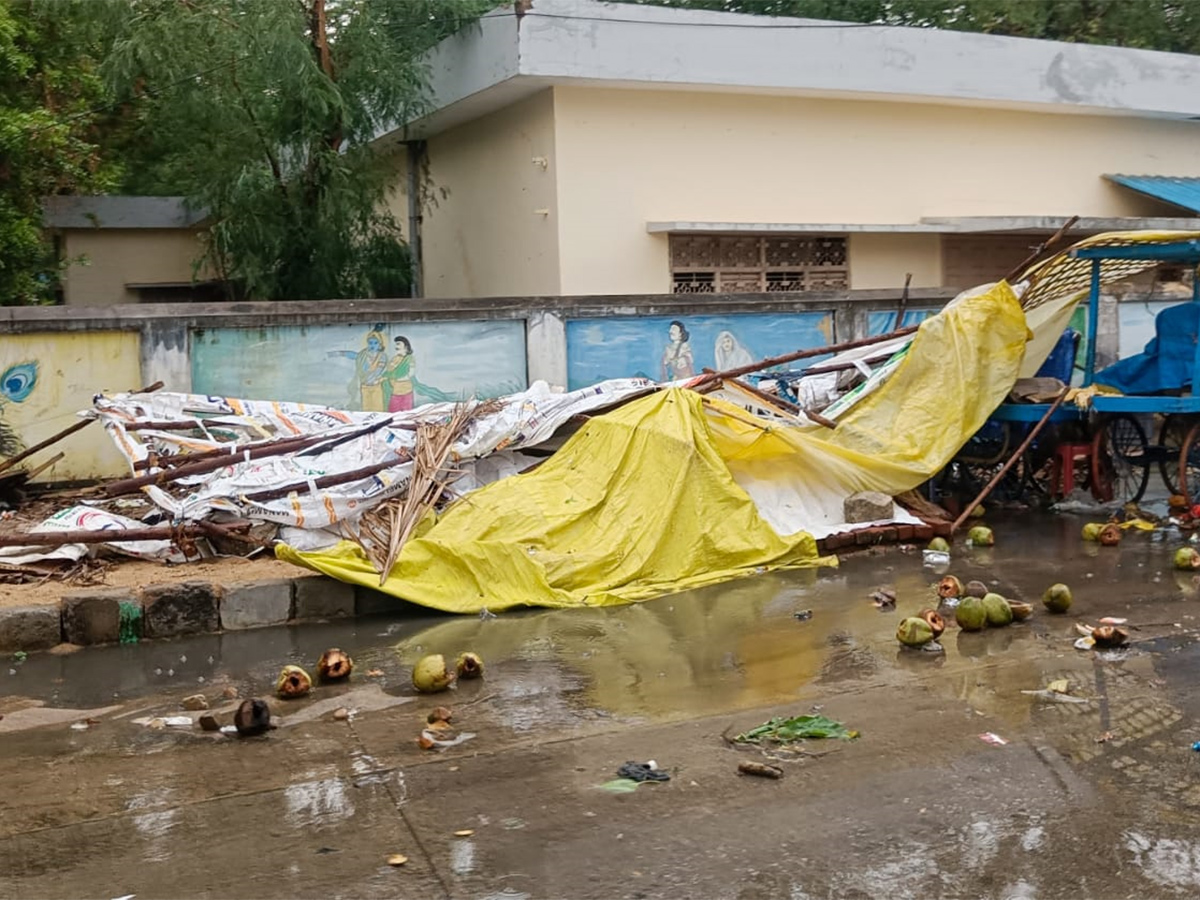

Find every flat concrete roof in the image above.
[42,196,208,230]
[387,0,1200,140]
[648,215,1200,236]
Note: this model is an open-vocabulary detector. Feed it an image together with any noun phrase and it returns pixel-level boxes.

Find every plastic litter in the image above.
[979,732,1009,746]
[616,761,670,783]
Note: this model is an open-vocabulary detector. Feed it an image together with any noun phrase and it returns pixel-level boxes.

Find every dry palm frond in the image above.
[352,400,498,584]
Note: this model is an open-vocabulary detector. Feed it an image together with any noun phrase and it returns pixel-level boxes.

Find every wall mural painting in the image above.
[191,321,528,411]
[565,312,835,391]
[0,361,39,456]
[867,308,933,336]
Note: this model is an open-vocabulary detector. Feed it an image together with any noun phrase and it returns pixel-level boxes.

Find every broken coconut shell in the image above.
[234,698,271,737]
[955,596,987,632]
[896,616,935,647]
[982,593,1014,627]
[276,665,313,699]
[427,706,454,724]
[1098,523,1122,547]
[1091,625,1129,648]
[967,525,994,547]
[317,648,354,682]
[1006,599,1034,621]
[1081,522,1103,542]
[455,652,484,680]
[964,580,989,599]
[1042,583,1073,614]
[1174,547,1200,570]
[412,654,456,694]
[917,608,946,639]
[937,575,963,600]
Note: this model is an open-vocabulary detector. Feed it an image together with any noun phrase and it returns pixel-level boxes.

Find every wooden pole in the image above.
[0,520,249,548]
[691,324,920,387]
[1002,215,1080,284]
[897,272,913,323]
[950,389,1070,533]
[239,455,412,502]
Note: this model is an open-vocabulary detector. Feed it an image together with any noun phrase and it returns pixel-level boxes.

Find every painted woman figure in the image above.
[714,330,756,371]
[328,329,389,411]
[660,320,695,381]
[385,335,416,412]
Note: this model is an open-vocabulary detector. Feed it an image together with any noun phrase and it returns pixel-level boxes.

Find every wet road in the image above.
[2,513,1200,899]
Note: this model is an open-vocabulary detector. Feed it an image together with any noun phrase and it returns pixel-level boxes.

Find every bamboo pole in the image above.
[950,389,1070,533]
[1003,215,1080,283]
[239,454,411,503]
[0,520,249,548]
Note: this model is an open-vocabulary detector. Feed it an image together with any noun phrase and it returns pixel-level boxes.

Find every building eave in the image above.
[648,216,1200,236]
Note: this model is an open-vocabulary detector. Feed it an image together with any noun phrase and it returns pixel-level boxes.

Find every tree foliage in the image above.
[102,0,492,301]
[0,0,117,305]
[628,0,1200,54]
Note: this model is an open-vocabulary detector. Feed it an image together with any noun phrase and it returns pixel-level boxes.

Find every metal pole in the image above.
[1083,258,1102,387]
[406,140,425,299]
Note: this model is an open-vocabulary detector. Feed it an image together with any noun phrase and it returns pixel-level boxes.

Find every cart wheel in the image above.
[1159,414,1189,496]
[1179,421,1200,505]
[1091,414,1149,504]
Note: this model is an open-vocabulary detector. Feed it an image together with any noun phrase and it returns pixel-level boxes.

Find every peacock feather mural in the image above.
[0,361,39,457]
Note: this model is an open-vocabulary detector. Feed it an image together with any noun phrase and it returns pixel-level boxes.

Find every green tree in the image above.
[0,0,117,305]
[627,1,1200,54]
[104,0,493,301]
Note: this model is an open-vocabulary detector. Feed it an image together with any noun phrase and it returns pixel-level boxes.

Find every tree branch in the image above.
[228,54,288,198]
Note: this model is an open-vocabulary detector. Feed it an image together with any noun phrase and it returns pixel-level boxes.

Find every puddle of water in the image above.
[283,777,354,829]
[451,838,476,876]
[1125,831,1200,890]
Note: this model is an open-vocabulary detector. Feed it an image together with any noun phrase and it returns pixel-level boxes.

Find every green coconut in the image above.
[896,616,935,647]
[967,525,994,547]
[968,504,987,519]
[927,537,950,553]
[412,654,456,693]
[1082,522,1103,542]
[964,580,989,599]
[982,593,1014,627]
[1042,583,1073,614]
[955,596,987,632]
[1174,547,1200,570]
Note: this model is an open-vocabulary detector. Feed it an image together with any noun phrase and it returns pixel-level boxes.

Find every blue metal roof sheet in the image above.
[1105,174,1200,214]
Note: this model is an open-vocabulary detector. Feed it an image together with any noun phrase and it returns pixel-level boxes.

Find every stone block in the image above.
[843,491,894,524]
[220,580,293,630]
[0,605,62,652]
[292,576,354,620]
[143,581,220,638]
[61,589,137,645]
[355,585,400,617]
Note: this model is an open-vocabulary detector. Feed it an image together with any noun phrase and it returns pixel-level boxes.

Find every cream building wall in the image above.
[421,89,560,298]
[61,229,211,306]
[549,86,1200,295]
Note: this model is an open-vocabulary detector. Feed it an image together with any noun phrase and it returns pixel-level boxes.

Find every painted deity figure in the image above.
[660,320,695,382]
[714,330,756,371]
[385,335,416,412]
[328,330,389,411]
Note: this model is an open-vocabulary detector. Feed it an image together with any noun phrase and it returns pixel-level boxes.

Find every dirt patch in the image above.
[0,555,317,609]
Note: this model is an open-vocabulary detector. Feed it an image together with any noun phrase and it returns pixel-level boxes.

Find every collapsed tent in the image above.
[281,277,1028,611]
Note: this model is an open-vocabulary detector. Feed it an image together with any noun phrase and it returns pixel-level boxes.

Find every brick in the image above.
[143,581,220,638]
[879,527,899,544]
[896,525,915,541]
[355,585,401,617]
[855,527,882,546]
[220,580,293,630]
[292,576,354,620]
[913,525,934,542]
[932,522,954,538]
[61,589,138,645]
[0,605,62,652]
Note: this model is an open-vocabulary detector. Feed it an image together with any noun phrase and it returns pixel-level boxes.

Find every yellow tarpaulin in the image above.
[280,278,1029,613]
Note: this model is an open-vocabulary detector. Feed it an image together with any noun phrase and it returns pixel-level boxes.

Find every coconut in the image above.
[316,648,354,682]
[964,580,989,599]
[917,608,946,639]
[982,593,1014,627]
[1006,599,1034,621]
[234,698,271,736]
[1174,547,1200,570]
[955,596,987,631]
[275,665,312,699]
[967,526,994,547]
[937,575,963,600]
[1098,523,1122,546]
[927,537,950,553]
[1092,626,1129,648]
[896,616,935,647]
[1082,522,1103,542]
[1169,494,1189,511]
[1042,583,1072,614]
[455,652,484,680]
[968,504,986,519]
[412,654,456,693]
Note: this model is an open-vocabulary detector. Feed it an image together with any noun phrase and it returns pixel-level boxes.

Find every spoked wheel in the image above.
[1091,414,1150,504]
[1179,421,1200,505]
[1159,414,1189,496]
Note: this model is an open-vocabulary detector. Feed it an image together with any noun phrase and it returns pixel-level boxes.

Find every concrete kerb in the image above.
[0,573,368,653]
